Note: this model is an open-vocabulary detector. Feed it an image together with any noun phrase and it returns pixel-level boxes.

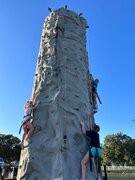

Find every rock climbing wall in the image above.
[17,8,99,180]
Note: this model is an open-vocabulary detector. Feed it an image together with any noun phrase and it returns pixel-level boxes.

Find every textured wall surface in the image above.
[17,8,99,180]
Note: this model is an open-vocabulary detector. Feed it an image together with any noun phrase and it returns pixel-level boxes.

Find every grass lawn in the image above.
[108,174,135,180]
[109,177,135,180]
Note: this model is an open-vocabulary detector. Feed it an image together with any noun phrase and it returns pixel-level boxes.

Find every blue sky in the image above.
[0,0,135,143]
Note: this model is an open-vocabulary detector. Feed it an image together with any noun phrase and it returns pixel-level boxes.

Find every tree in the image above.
[102,132,135,166]
[0,134,21,162]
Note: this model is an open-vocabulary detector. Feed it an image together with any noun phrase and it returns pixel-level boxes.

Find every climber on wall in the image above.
[89,74,102,113]
[80,121,102,180]
[21,100,39,149]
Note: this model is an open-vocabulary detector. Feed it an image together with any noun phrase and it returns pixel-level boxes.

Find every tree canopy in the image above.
[1,132,135,166]
[102,132,135,166]
[0,134,21,163]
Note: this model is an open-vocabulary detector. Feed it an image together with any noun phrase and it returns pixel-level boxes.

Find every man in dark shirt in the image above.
[80,122,102,180]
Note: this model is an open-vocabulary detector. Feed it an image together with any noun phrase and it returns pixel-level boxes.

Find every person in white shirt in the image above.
[21,101,38,148]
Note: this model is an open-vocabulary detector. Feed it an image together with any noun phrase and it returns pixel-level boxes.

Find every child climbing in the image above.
[80,121,102,180]
[89,74,102,113]
[21,100,38,148]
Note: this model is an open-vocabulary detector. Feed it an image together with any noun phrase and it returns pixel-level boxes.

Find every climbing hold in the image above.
[63,135,67,149]
[48,7,52,12]
[79,13,83,16]
[74,108,79,111]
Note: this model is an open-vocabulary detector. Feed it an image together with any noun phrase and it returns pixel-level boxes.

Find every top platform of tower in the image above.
[44,7,89,29]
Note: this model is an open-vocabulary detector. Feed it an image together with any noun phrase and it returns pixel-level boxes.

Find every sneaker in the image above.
[20,144,24,150]
[25,138,31,143]
[93,109,97,113]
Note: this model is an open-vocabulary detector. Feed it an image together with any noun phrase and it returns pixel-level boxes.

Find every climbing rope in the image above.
[88,73,95,130]
[63,58,67,149]
[55,13,67,150]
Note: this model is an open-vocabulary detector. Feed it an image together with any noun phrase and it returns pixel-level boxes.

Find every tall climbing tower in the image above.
[17,8,99,180]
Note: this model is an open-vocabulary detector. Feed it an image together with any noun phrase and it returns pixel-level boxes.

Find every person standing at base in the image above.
[80,122,102,180]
